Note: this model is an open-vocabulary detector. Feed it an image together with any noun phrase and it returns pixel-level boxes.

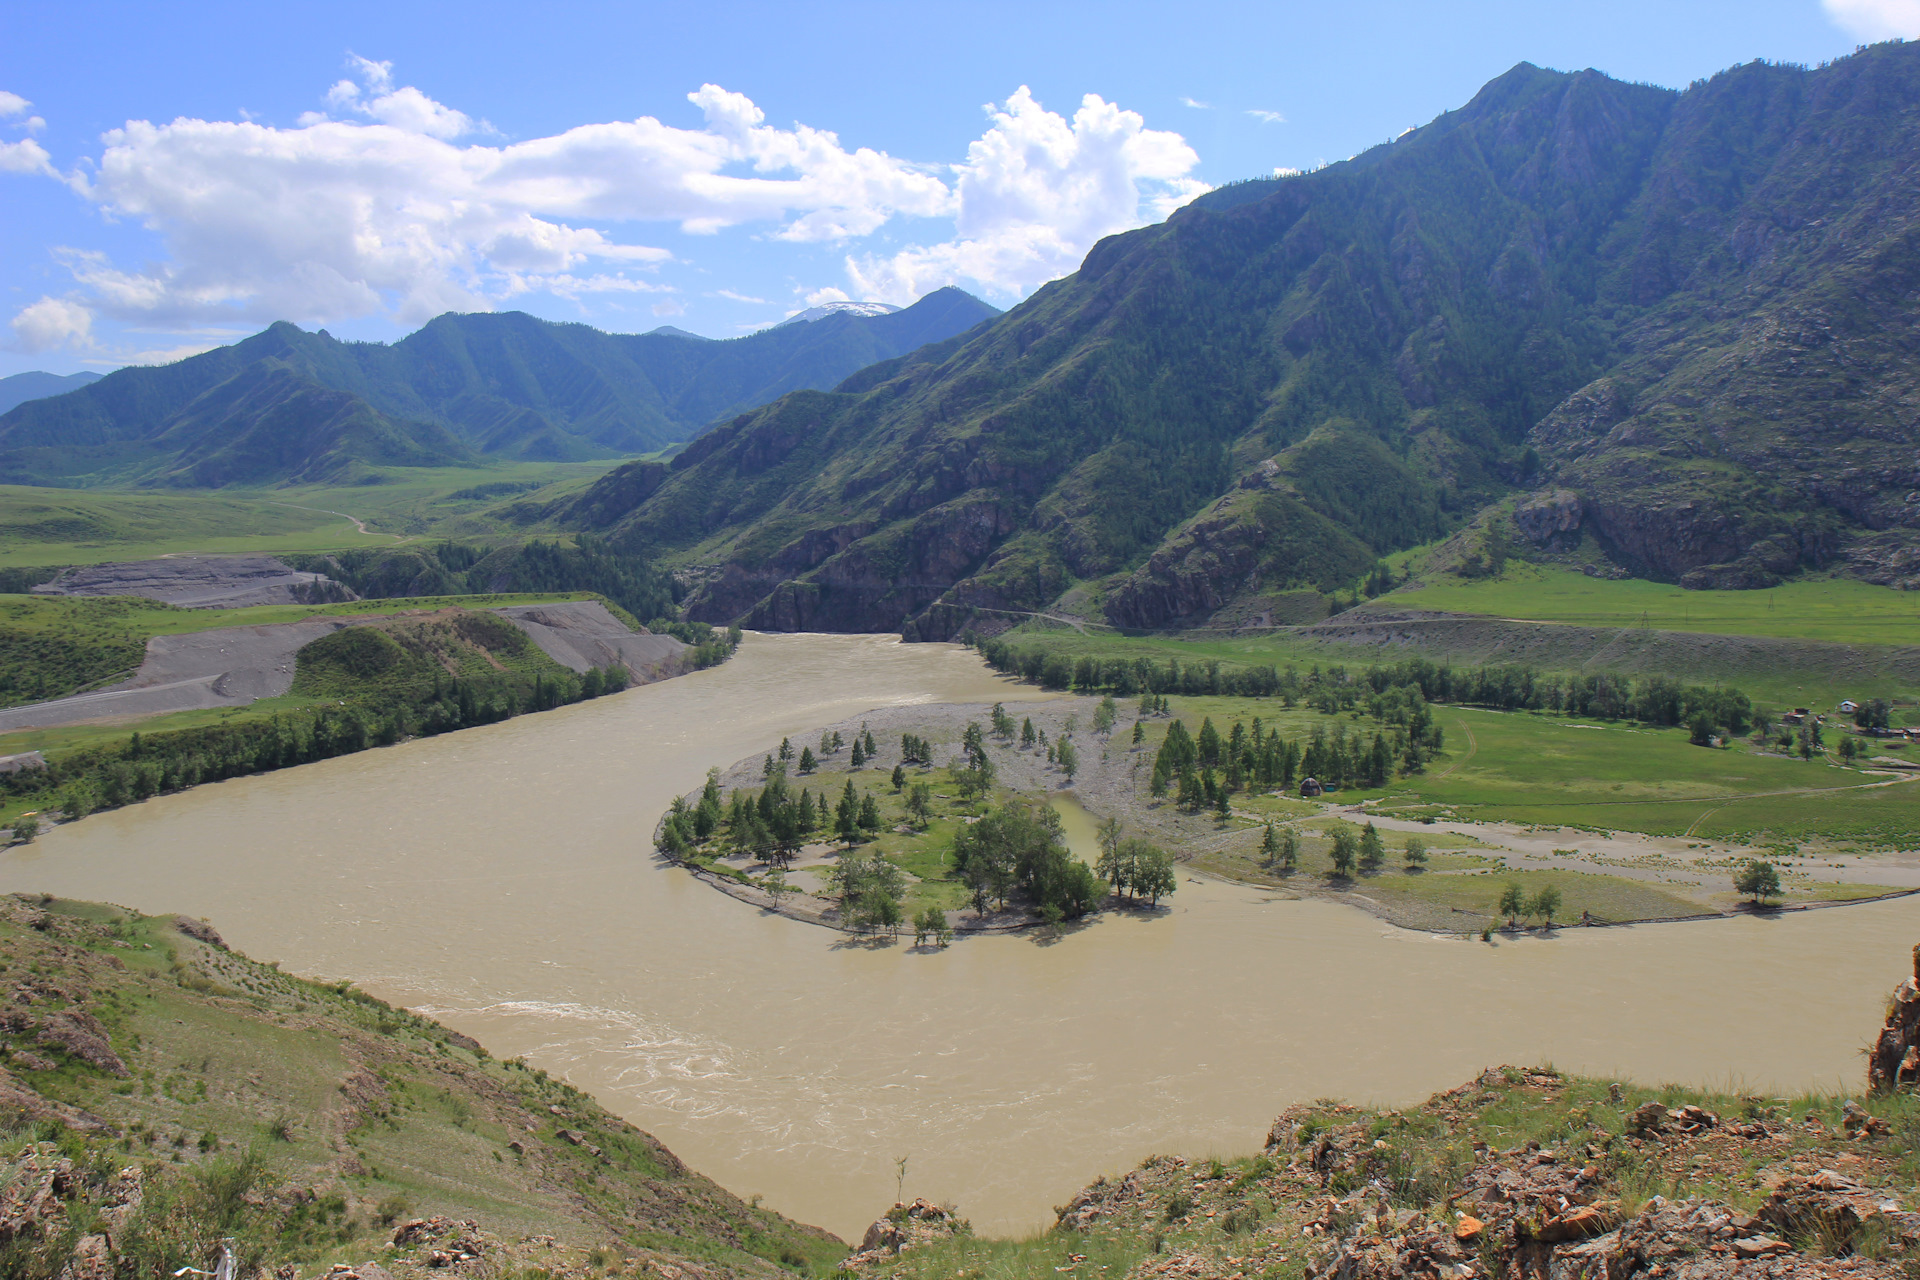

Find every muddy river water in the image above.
[4,633,1917,1241]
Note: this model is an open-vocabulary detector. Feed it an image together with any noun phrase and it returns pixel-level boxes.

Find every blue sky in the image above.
[0,0,1909,376]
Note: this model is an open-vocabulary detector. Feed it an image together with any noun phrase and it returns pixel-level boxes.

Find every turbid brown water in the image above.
[3,632,1916,1241]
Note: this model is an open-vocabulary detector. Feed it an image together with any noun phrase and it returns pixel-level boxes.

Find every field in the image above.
[1390,564,1920,645]
[0,461,616,567]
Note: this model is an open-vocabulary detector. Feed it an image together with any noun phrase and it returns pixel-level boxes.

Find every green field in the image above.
[0,461,616,567]
[1391,564,1920,645]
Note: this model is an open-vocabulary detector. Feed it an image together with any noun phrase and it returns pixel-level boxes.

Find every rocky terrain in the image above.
[840,968,1920,1279]
[31,556,349,609]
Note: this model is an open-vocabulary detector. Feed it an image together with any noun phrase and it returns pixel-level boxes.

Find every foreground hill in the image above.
[566,42,1920,638]
[0,896,843,1278]
[0,289,997,487]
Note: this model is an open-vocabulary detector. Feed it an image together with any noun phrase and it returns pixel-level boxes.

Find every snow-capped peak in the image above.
[775,301,901,327]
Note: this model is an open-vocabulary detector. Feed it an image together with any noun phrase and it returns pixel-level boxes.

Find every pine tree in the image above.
[1132,721,1145,744]
[1021,718,1037,749]
[779,737,793,762]
[1260,822,1278,863]
[857,793,882,835]
[891,763,906,790]
[850,738,867,768]
[799,746,817,774]
[1213,787,1231,824]
[1359,822,1385,871]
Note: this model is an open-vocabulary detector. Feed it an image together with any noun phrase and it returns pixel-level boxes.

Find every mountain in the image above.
[565,43,1920,638]
[776,301,902,326]
[0,287,999,488]
[0,369,102,416]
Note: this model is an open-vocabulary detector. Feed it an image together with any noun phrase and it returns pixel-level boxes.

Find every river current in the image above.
[4,632,1915,1240]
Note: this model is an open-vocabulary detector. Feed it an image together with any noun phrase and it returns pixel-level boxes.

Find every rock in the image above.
[171,915,227,949]
[63,1233,112,1280]
[1530,1203,1620,1242]
[1513,489,1584,549]
[842,1200,965,1270]
[0,1144,75,1240]
[35,1011,128,1077]
[1730,1235,1791,1258]
[1624,1101,1668,1136]
[1454,1214,1484,1241]
[9,1051,54,1073]
[1841,1099,1889,1137]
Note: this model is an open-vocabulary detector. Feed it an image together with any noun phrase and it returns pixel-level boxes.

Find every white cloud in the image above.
[0,138,52,175]
[714,288,768,303]
[1824,0,1920,36]
[803,285,852,307]
[845,86,1207,304]
[1246,109,1286,124]
[0,91,28,118]
[650,299,686,317]
[1273,166,1302,177]
[1180,97,1211,109]
[9,296,94,352]
[24,63,951,328]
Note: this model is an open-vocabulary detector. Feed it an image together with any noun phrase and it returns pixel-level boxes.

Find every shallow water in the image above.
[4,632,1915,1240]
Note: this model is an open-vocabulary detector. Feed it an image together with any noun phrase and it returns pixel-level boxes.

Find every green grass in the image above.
[0,462,619,568]
[1392,564,1920,645]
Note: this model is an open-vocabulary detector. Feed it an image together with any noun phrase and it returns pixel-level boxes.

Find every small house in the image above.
[1300,776,1324,798]
[1840,700,1859,714]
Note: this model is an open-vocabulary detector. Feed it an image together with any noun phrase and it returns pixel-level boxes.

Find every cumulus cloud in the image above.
[1824,0,1920,37]
[845,86,1207,304]
[1,64,1204,336]
[21,63,950,328]
[9,296,93,353]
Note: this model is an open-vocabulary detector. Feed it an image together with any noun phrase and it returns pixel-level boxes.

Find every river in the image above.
[3,632,1915,1241]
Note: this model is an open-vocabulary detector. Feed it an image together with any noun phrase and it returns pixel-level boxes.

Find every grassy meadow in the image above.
[1391,564,1920,646]
[0,461,615,567]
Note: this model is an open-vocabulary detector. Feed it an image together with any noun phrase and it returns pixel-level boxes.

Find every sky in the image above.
[0,0,1914,377]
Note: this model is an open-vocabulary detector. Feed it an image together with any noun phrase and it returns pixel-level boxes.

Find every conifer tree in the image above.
[799,746,816,774]
[1021,718,1037,749]
[851,738,867,768]
[891,763,906,790]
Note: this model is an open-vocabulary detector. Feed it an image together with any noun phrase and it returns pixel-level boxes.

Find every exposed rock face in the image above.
[1513,488,1584,550]
[841,1200,968,1271]
[1868,943,1920,1092]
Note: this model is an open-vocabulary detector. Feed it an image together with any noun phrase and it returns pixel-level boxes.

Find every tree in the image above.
[764,867,791,909]
[1530,885,1563,926]
[1839,736,1860,764]
[1734,859,1782,904]
[1057,737,1079,783]
[1403,836,1428,867]
[778,737,793,762]
[1277,827,1299,872]
[1688,714,1716,747]
[1212,787,1231,825]
[835,780,860,845]
[12,814,39,845]
[1130,843,1177,906]
[1328,825,1358,878]
[1176,770,1205,813]
[1259,822,1278,864]
[1021,718,1037,749]
[891,763,907,790]
[1497,883,1527,927]
[1132,721,1145,745]
[1358,822,1385,872]
[1855,698,1892,732]
[907,782,934,828]
[992,703,1014,739]
[962,722,987,767]
[799,746,817,775]
[850,737,867,768]
[1093,695,1117,736]
[857,793,883,836]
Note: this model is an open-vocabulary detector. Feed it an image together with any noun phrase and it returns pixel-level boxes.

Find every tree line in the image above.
[971,639,1754,737]
[0,663,630,820]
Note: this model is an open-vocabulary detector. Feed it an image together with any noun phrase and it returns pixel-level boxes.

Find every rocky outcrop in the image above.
[841,1200,969,1271]
[1512,488,1584,550]
[1868,943,1920,1092]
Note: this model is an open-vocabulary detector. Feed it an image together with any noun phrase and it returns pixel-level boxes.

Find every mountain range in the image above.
[0,288,997,488]
[0,369,101,417]
[543,42,1920,638]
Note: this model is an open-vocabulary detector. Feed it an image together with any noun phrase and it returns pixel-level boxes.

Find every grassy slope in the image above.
[0,896,843,1277]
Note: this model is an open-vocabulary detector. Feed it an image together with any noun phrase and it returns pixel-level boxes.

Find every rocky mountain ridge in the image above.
[556,43,1920,638]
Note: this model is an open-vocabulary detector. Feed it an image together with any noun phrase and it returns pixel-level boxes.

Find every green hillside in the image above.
[0,897,842,1279]
[555,44,1920,641]
[0,290,998,488]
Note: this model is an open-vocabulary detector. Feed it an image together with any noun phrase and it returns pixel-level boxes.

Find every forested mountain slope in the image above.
[572,43,1920,638]
[0,288,997,487]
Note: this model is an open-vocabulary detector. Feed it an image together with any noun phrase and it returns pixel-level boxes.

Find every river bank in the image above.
[1,631,1914,1240]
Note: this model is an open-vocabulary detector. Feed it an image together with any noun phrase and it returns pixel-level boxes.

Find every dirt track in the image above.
[30,555,343,608]
[0,600,686,733]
